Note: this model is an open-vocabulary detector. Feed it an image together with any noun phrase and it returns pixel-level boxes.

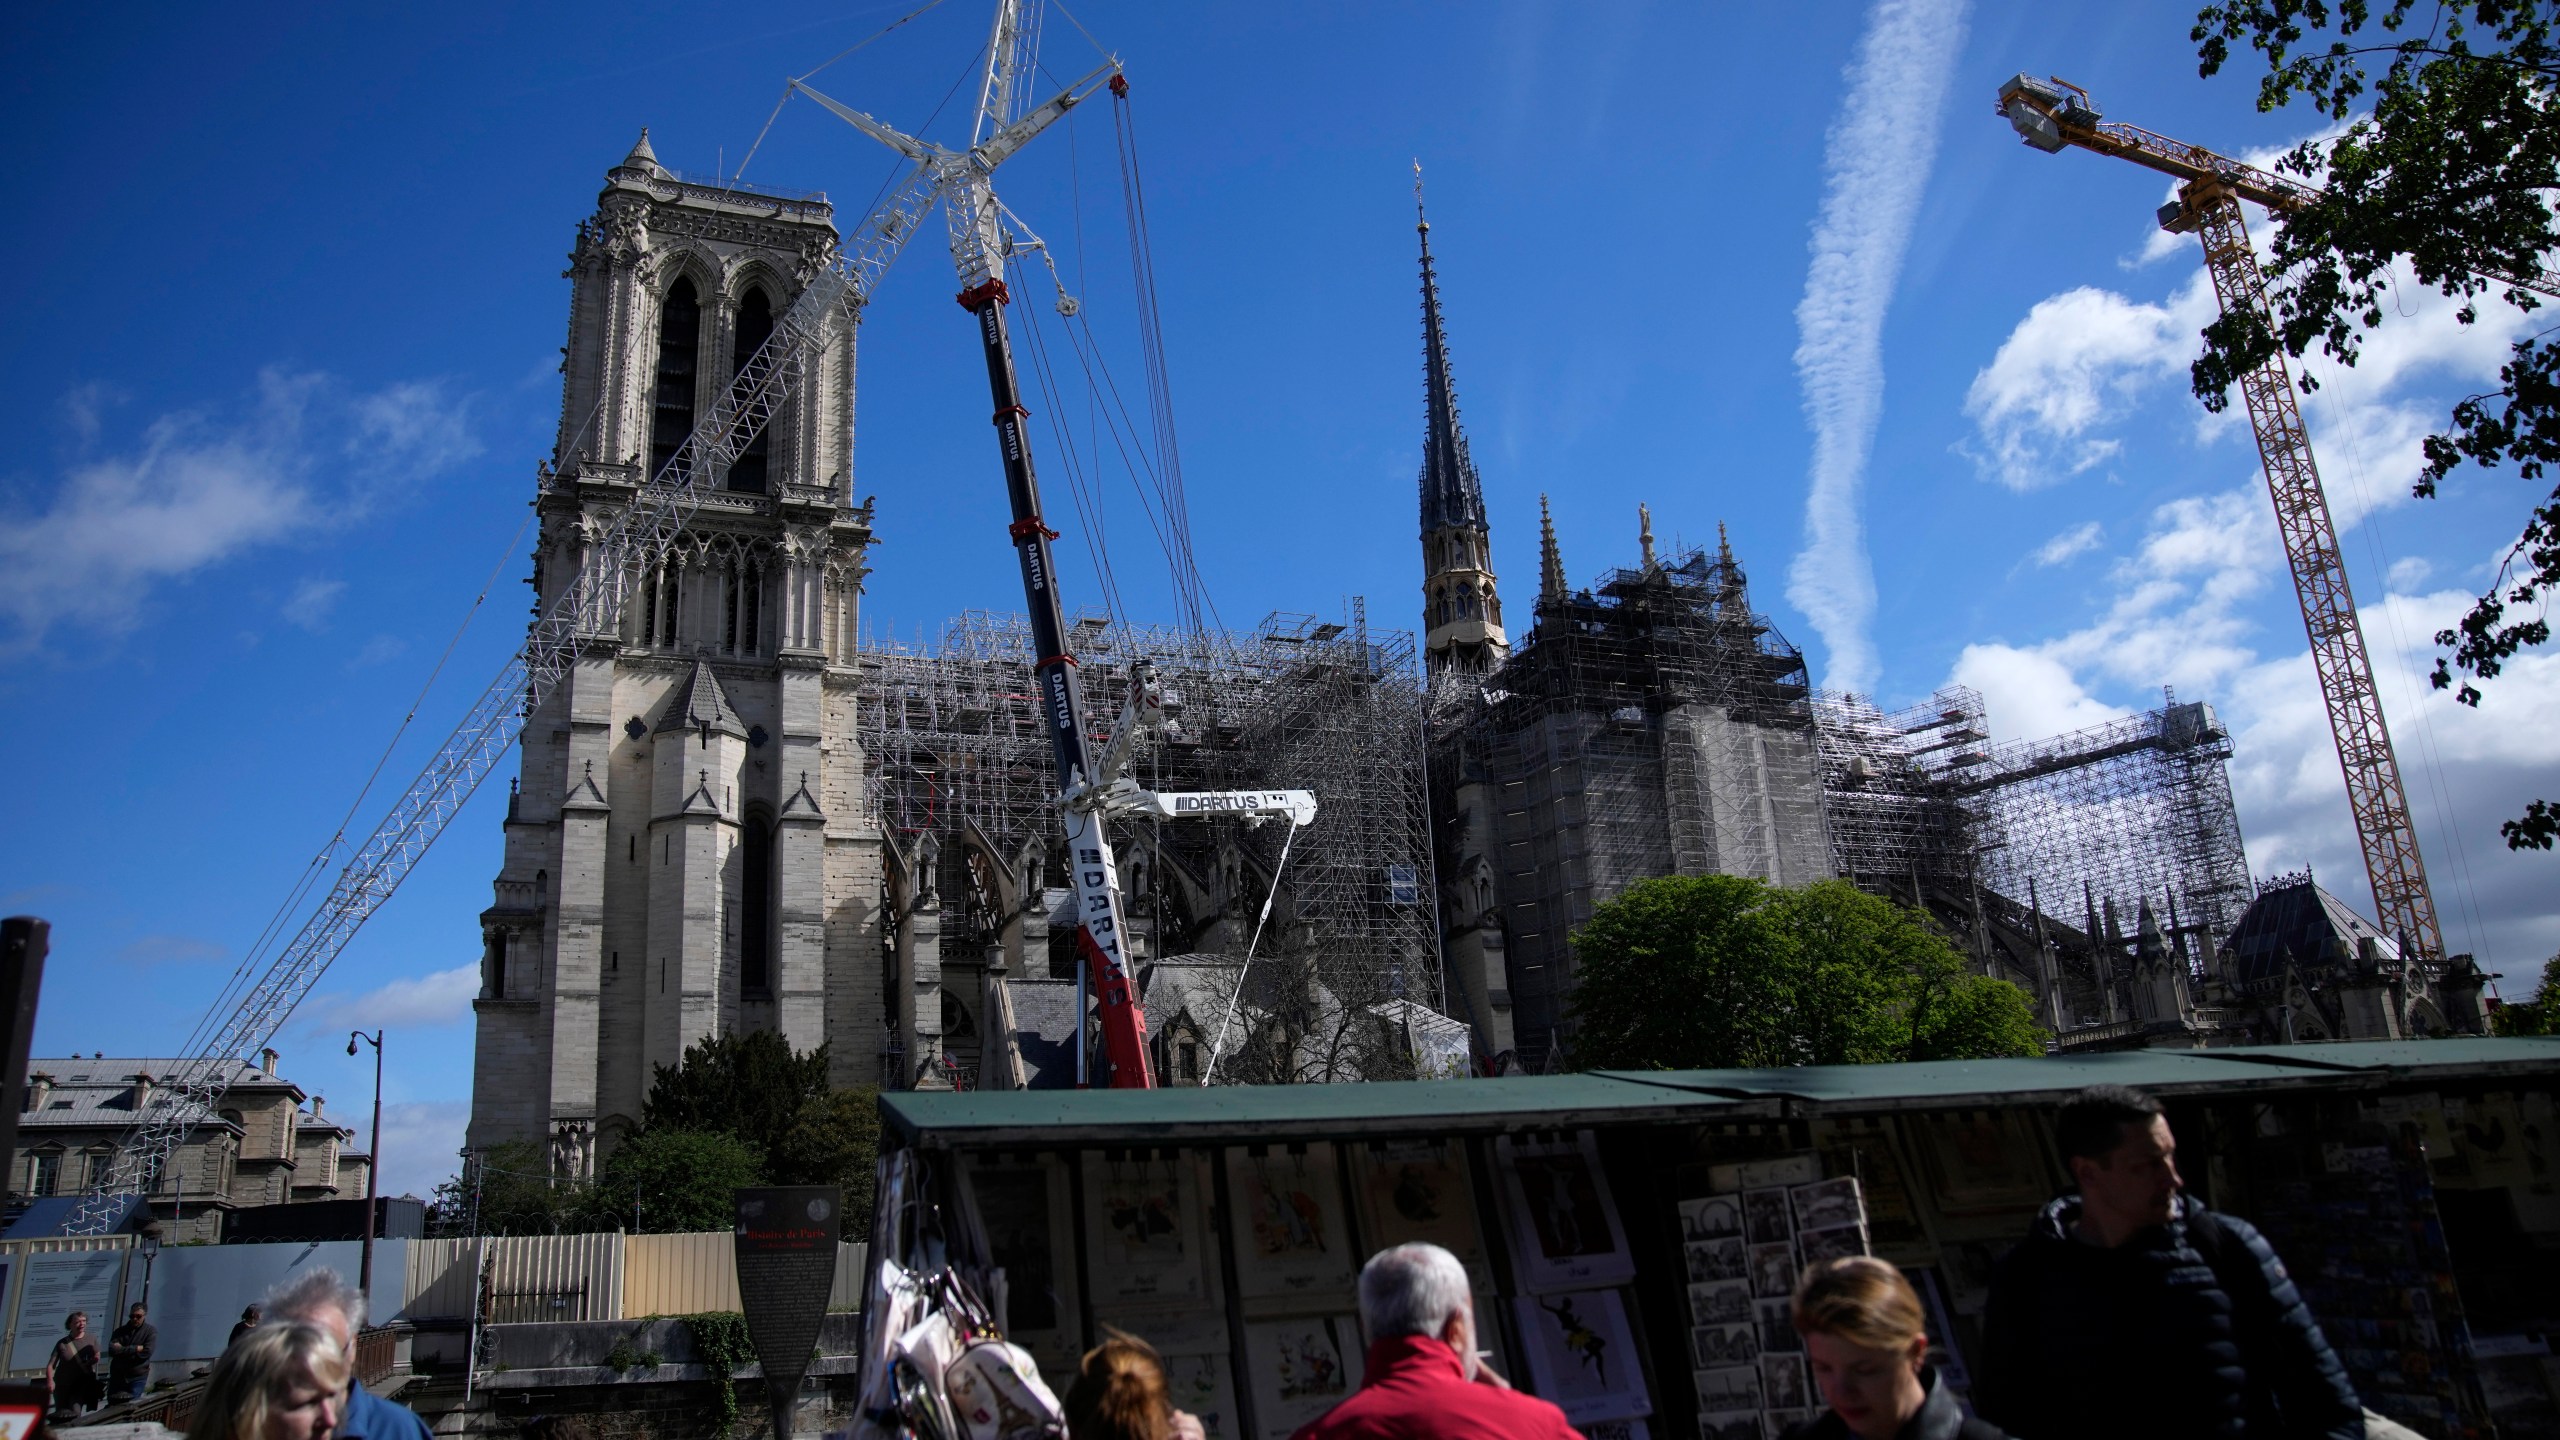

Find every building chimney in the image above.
[130,1073,154,1114]
[311,1096,324,1121]
[261,1048,280,1075]
[24,1073,52,1112]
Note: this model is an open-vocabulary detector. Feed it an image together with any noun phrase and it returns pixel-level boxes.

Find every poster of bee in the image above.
[1349,1138,1492,1287]
[1241,1316,1363,1440]
[1226,1144,1355,1300]
[1495,1133,1636,1293]
[1509,1288,1651,1424]
[1081,1150,1206,1303]
[959,1155,1081,1367]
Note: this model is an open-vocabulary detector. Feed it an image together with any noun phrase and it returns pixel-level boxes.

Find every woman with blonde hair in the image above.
[1063,1331,1206,1440]
[1782,1257,2003,1440]
[185,1321,346,1440]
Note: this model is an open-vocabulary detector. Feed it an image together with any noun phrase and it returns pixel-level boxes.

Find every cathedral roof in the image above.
[621,127,662,174]
[2222,872,2404,989]
[1415,175,1488,538]
[657,657,748,739]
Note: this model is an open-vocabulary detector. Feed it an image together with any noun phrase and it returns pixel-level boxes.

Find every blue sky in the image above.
[5,0,2554,1197]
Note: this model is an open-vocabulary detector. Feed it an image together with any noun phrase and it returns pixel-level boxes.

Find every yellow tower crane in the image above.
[1995,74,2463,969]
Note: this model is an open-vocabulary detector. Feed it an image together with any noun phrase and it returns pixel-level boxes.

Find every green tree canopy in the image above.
[1565,876,2045,1070]
[2489,952,2560,1036]
[595,1128,767,1234]
[2190,0,2560,849]
[641,1029,881,1220]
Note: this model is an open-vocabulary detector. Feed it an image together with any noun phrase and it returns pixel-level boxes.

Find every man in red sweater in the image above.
[1291,1244,1582,1440]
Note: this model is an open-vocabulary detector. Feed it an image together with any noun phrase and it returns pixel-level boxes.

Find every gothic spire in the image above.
[1539,493,1566,605]
[1415,162,1487,537]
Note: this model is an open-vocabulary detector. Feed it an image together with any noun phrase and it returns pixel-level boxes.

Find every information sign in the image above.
[734,1186,843,1437]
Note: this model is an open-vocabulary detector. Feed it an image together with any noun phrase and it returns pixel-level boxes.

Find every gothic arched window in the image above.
[741,808,776,995]
[729,287,774,493]
[649,277,702,479]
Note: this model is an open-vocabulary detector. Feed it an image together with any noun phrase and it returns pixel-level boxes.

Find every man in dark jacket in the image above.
[107,1303,157,1402]
[1976,1085,2363,1440]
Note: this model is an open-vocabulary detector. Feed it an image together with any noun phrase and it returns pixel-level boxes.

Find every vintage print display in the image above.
[1688,1278,1753,1325]
[1227,1145,1355,1300]
[1759,1354,1809,1412]
[1790,1177,1863,1233]
[1690,1323,1758,1369]
[1510,1288,1651,1424]
[1693,1364,1761,1413]
[961,1157,1080,1364]
[1741,1188,1794,1246]
[1496,1133,1636,1292]
[1688,1238,1747,1284]
[1815,1122,1929,1252]
[1914,1111,2052,1216]
[1797,1222,1871,1267]
[1680,1194,1743,1241]
[1241,1317,1363,1440]
[1161,1351,1241,1440]
[1754,1299,1801,1355]
[1747,1242,1797,1299]
[1350,1139,1492,1285]
[1081,1151,1206,1303]
[1695,1414,1760,1440]
[1765,1411,1809,1436]
[1707,1154,1821,1193]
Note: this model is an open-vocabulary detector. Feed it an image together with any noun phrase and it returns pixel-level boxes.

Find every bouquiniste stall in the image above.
[861,1039,2560,1440]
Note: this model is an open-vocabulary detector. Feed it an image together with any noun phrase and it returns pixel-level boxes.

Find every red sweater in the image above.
[1290,1335,1582,1440]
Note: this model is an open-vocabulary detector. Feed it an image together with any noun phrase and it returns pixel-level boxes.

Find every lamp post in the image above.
[346,1030,383,1298]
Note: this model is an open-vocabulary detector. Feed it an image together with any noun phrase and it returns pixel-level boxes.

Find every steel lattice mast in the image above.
[1991,74,2499,969]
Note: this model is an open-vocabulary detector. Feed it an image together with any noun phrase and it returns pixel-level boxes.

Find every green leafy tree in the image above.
[772,1086,883,1221]
[1566,876,2045,1070]
[2189,1,2560,849]
[427,1139,593,1237]
[2489,952,2560,1035]
[594,1129,766,1234]
[640,1029,881,1221]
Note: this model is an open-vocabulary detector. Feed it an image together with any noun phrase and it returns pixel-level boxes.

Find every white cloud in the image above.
[1787,0,1972,696]
[281,578,346,632]
[376,1100,470,1202]
[1961,277,2218,489]
[348,634,407,669]
[1952,642,2129,742]
[0,370,478,652]
[295,963,480,1036]
[2387,555,2434,590]
[2029,520,2104,568]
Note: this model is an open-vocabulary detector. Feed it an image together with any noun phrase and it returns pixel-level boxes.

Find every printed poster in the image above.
[1241,1316,1363,1440]
[1349,1139,1491,1286]
[8,1251,125,1370]
[1161,1350,1242,1440]
[1081,1151,1207,1303]
[1496,1133,1635,1292]
[1226,1145,1354,1301]
[960,1156,1081,1368]
[1913,1111,2051,1216]
[1510,1288,1650,1424]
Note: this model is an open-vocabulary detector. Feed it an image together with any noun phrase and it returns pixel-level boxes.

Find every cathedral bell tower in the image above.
[468,132,885,1175]
[1413,169,1506,683]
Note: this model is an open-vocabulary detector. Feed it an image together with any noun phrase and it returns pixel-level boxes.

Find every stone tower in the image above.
[1414,178,1506,683]
[467,133,885,1175]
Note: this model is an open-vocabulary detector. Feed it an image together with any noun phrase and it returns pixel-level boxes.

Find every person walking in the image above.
[184,1322,346,1440]
[261,1270,430,1440]
[229,1305,263,1348]
[109,1302,159,1403]
[1779,1257,2002,1440]
[1064,1332,1208,1440]
[47,1311,101,1419]
[1292,1243,1580,1440]
[1976,1084,2364,1440]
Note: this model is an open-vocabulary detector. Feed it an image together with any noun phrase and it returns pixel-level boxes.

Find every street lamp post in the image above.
[346,1030,383,1298]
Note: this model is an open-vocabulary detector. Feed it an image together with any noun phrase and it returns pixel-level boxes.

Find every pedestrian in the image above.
[184,1321,345,1440]
[261,1269,431,1440]
[1975,1084,2364,1440]
[230,1305,263,1348]
[47,1311,101,1419]
[1291,1243,1580,1440]
[110,1302,159,1403]
[1779,1257,2002,1440]
[1064,1331,1207,1440]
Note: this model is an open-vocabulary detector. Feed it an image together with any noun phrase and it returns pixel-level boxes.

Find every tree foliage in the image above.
[641,1029,882,1216]
[1564,876,2046,1070]
[596,1129,766,1234]
[2489,951,2560,1035]
[2190,0,2560,849]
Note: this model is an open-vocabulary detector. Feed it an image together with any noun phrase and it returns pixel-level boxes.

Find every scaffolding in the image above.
[1962,696,2254,954]
[1809,687,1991,897]
[860,602,1441,1009]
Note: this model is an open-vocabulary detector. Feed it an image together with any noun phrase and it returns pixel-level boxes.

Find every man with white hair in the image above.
[1291,1243,1580,1440]
[263,1269,432,1440]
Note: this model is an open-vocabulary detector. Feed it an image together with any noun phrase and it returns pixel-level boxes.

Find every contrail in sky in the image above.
[1787,0,1971,696]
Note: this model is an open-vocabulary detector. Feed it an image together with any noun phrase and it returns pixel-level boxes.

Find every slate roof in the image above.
[657,657,748,738]
[2222,876,2405,989]
[19,1058,292,1131]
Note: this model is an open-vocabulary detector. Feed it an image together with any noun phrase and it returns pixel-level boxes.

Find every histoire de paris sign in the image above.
[734,1185,844,1435]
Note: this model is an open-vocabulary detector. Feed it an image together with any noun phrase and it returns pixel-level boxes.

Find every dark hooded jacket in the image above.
[1777,1367,2003,1440]
[1975,1193,2362,1440]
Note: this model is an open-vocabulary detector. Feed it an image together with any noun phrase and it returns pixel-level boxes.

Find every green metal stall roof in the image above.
[879,1038,2559,1149]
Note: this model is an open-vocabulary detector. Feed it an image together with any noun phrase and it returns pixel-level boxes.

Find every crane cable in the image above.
[730,0,951,188]
[1200,815,1305,1085]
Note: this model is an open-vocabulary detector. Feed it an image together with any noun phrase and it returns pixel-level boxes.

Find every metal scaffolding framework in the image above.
[860,603,1441,1007]
[1810,687,1991,896]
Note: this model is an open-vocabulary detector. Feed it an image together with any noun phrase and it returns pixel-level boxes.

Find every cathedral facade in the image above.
[468,135,889,1174]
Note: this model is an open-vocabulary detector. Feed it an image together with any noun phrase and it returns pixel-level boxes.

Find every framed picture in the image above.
[1913,1110,2053,1217]
[1350,1139,1491,1285]
[1227,1145,1355,1300]
[1759,1352,1810,1412]
[1240,1317,1363,1440]
[960,1156,1081,1367]
[1511,1289,1652,1423]
[1160,1351,1242,1440]
[1742,1187,1795,1246]
[1692,1363,1762,1412]
[1689,1323,1758,1368]
[1688,1238,1748,1284]
[1496,1133,1636,1292]
[1687,1278,1753,1326]
[1747,1242,1797,1299]
[1681,1194,1744,1241]
[1789,1176,1864,1234]
[1798,1222,1870,1267]
[1081,1151,1206,1303]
